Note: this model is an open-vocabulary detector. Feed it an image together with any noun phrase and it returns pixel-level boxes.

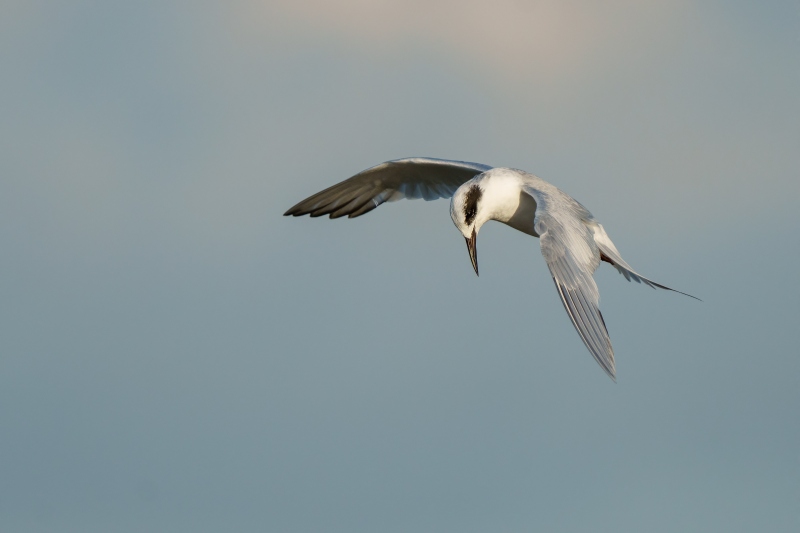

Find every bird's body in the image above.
[455,168,540,237]
[285,157,696,380]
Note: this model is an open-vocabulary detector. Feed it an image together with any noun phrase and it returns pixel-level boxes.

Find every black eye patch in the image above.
[463,185,482,226]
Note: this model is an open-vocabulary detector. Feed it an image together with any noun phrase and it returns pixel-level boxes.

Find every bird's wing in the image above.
[284,157,492,219]
[522,184,616,380]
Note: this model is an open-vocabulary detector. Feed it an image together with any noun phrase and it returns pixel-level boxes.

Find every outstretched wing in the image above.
[284,157,492,219]
[523,183,617,381]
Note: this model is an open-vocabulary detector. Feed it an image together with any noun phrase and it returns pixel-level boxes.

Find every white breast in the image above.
[480,169,540,237]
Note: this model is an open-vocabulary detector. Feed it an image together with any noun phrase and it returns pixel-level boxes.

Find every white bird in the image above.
[284,157,697,380]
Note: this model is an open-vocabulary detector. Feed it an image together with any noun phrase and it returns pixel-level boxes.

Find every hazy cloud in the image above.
[231,0,688,84]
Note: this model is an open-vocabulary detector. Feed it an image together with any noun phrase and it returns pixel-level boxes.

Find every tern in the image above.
[284,157,697,380]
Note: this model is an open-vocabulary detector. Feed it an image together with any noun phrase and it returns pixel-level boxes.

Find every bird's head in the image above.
[450,181,486,276]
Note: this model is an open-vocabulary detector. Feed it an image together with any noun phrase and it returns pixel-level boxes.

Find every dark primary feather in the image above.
[284,157,492,219]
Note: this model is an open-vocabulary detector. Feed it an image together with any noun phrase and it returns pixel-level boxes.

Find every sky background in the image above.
[1,1,799,532]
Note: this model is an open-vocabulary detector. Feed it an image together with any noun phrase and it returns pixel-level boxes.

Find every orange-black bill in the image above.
[465,228,478,276]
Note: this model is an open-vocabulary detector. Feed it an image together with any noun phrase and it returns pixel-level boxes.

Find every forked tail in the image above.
[590,223,701,301]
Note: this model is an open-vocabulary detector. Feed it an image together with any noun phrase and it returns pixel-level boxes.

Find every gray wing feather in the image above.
[284,157,492,219]
[530,194,617,381]
[537,217,616,380]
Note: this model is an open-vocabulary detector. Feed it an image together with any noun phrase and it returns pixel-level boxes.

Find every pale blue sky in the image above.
[1,2,798,532]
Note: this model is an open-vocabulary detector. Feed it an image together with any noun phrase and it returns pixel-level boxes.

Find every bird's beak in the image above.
[465,228,478,276]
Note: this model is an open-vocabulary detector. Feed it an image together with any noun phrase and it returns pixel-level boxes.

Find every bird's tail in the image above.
[589,223,701,301]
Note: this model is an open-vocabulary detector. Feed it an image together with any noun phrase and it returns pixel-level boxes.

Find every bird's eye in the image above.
[463,185,482,225]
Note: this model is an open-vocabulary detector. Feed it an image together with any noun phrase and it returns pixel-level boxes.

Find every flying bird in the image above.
[284,157,697,380]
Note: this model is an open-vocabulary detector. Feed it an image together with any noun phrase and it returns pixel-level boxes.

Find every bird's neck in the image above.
[482,181,539,237]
